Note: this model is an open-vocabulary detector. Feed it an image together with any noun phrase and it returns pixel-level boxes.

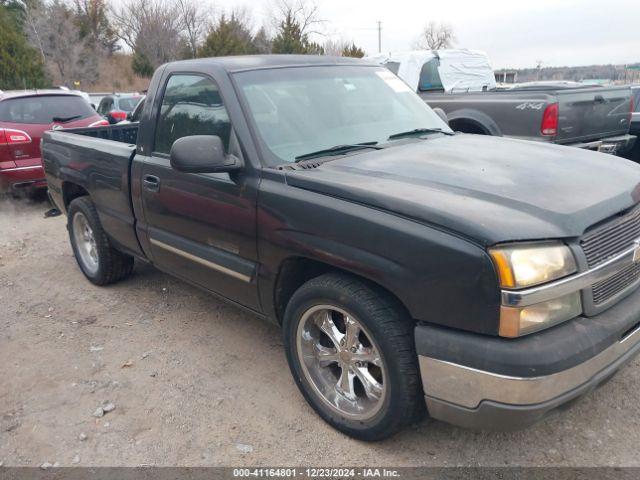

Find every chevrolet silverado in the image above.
[42,56,640,440]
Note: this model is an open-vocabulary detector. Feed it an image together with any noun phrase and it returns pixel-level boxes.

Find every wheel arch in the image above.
[62,181,90,210]
[272,256,411,326]
[447,109,502,136]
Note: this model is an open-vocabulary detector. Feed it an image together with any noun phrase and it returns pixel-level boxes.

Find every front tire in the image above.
[283,273,424,441]
[67,196,134,285]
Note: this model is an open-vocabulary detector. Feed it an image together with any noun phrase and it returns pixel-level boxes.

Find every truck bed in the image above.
[41,123,142,258]
[422,85,633,148]
[67,122,139,145]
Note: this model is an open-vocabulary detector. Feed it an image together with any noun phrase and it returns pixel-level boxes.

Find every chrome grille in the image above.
[581,206,640,268]
[581,206,640,305]
[592,263,640,304]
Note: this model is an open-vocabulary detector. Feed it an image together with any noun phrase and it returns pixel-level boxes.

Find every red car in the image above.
[0,90,108,196]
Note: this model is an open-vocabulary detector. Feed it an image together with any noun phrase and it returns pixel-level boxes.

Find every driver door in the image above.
[138,73,260,311]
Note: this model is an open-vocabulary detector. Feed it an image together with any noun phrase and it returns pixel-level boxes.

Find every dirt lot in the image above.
[2,198,640,468]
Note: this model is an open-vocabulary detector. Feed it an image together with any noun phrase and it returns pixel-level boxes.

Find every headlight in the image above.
[499,292,582,337]
[489,241,581,337]
[488,241,577,289]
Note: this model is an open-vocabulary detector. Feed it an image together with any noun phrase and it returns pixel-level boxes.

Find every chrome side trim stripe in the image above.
[502,245,637,307]
[419,324,640,409]
[150,238,252,283]
[1,165,43,172]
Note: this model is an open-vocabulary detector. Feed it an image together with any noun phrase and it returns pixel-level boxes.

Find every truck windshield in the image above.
[234,65,451,165]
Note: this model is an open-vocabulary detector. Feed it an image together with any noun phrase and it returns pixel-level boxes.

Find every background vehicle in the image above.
[624,86,640,161]
[42,56,640,440]
[96,93,143,124]
[122,95,145,123]
[88,92,110,110]
[0,90,107,196]
[56,87,92,106]
[370,50,636,155]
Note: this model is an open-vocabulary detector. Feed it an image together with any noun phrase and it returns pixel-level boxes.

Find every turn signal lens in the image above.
[489,242,577,289]
[499,292,582,337]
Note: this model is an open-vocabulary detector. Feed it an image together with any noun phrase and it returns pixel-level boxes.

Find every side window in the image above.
[100,98,112,114]
[418,59,444,92]
[154,74,231,155]
[97,99,107,115]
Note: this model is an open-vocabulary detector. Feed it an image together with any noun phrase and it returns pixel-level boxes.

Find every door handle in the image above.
[143,175,160,192]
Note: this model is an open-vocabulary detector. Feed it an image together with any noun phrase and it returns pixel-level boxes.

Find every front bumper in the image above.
[416,286,640,430]
[568,134,636,155]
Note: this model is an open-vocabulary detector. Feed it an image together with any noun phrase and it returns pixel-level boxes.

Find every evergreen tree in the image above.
[131,48,154,77]
[342,42,365,58]
[0,3,47,89]
[271,7,323,55]
[271,11,308,54]
[253,26,272,54]
[198,13,257,57]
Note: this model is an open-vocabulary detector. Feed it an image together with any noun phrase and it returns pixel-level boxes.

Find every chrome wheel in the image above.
[296,305,387,420]
[72,212,99,275]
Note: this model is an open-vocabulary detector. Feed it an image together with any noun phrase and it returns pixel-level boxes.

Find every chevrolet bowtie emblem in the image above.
[634,240,640,264]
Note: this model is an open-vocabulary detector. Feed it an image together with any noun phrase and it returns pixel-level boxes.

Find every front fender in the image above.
[257,175,501,335]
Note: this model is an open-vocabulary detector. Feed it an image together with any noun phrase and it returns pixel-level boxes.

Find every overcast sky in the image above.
[210,0,638,69]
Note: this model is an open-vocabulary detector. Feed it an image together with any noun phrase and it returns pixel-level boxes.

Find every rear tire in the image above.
[283,273,424,441]
[67,196,134,285]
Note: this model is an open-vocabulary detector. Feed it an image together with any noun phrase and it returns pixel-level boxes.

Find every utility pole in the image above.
[377,21,382,53]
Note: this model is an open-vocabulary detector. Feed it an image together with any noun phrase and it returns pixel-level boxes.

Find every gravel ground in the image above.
[2,197,640,468]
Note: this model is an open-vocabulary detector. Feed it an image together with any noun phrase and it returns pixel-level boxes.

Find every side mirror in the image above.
[126,112,132,121]
[432,107,449,126]
[170,135,242,174]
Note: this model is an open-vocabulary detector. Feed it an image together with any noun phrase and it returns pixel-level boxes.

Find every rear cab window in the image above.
[154,74,231,155]
[0,95,95,124]
[418,59,444,92]
[118,97,141,112]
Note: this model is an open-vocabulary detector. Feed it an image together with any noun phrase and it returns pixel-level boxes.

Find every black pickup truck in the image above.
[42,56,640,441]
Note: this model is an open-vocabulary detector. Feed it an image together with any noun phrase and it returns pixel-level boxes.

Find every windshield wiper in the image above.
[51,115,82,123]
[388,128,453,140]
[295,142,382,163]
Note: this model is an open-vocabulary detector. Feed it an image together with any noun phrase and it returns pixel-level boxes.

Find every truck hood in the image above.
[284,134,640,245]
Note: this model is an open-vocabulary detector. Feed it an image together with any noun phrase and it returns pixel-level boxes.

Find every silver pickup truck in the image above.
[371,50,636,155]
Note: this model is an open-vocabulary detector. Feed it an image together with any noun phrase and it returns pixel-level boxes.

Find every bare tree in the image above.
[271,0,324,38]
[26,0,99,86]
[176,0,210,58]
[20,0,46,62]
[322,39,347,56]
[74,0,119,54]
[111,0,184,71]
[414,21,455,50]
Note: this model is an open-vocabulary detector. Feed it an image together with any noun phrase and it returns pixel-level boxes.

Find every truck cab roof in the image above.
[164,54,376,73]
